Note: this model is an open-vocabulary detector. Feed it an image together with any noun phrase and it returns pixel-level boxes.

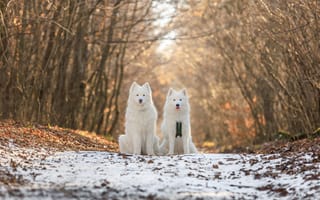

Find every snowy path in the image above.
[1,150,319,199]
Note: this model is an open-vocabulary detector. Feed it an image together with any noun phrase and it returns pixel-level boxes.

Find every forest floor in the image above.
[0,120,319,199]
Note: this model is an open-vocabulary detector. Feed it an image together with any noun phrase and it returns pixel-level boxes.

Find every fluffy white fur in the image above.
[160,88,197,155]
[119,82,159,155]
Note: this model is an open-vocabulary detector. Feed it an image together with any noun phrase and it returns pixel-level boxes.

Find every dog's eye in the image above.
[136,94,139,96]
[173,99,176,101]
[179,99,182,101]
[143,94,145,96]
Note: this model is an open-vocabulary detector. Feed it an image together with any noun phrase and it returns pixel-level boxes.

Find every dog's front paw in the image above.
[166,152,174,156]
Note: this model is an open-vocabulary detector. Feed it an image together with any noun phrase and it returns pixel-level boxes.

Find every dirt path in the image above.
[1,149,319,199]
[1,121,319,199]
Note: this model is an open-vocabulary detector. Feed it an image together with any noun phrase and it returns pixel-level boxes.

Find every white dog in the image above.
[119,82,159,155]
[160,88,197,155]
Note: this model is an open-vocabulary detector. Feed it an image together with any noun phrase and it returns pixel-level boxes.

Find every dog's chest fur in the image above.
[126,105,157,127]
[165,112,189,136]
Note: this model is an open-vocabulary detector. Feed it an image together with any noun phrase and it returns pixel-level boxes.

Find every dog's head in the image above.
[165,88,189,112]
[129,82,153,107]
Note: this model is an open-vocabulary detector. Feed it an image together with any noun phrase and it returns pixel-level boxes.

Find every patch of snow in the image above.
[1,148,319,199]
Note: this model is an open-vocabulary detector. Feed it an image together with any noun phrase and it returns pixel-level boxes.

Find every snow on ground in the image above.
[1,147,319,199]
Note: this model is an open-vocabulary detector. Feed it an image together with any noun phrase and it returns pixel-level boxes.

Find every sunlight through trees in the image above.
[1,0,319,151]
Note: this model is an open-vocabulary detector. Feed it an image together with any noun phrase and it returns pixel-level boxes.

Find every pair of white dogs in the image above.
[119,82,197,155]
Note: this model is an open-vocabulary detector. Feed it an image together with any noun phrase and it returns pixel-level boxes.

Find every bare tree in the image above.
[0,0,161,136]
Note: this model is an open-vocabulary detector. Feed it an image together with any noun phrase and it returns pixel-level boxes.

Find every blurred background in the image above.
[1,0,319,152]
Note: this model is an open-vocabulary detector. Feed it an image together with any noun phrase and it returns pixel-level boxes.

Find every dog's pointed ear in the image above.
[167,88,173,97]
[130,81,138,93]
[143,82,151,93]
[181,88,187,96]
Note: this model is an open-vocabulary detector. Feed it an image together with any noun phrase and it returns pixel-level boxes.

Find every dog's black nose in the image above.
[139,99,143,104]
[176,104,180,107]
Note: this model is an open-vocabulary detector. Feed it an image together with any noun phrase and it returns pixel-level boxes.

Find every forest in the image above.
[1,0,319,151]
[1,1,320,199]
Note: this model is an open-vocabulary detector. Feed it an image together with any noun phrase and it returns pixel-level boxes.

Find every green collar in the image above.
[176,122,182,138]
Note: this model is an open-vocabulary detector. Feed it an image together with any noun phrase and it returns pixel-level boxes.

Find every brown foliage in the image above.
[0,120,118,151]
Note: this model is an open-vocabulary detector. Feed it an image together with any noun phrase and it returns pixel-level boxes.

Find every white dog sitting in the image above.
[160,88,197,155]
[119,82,159,155]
